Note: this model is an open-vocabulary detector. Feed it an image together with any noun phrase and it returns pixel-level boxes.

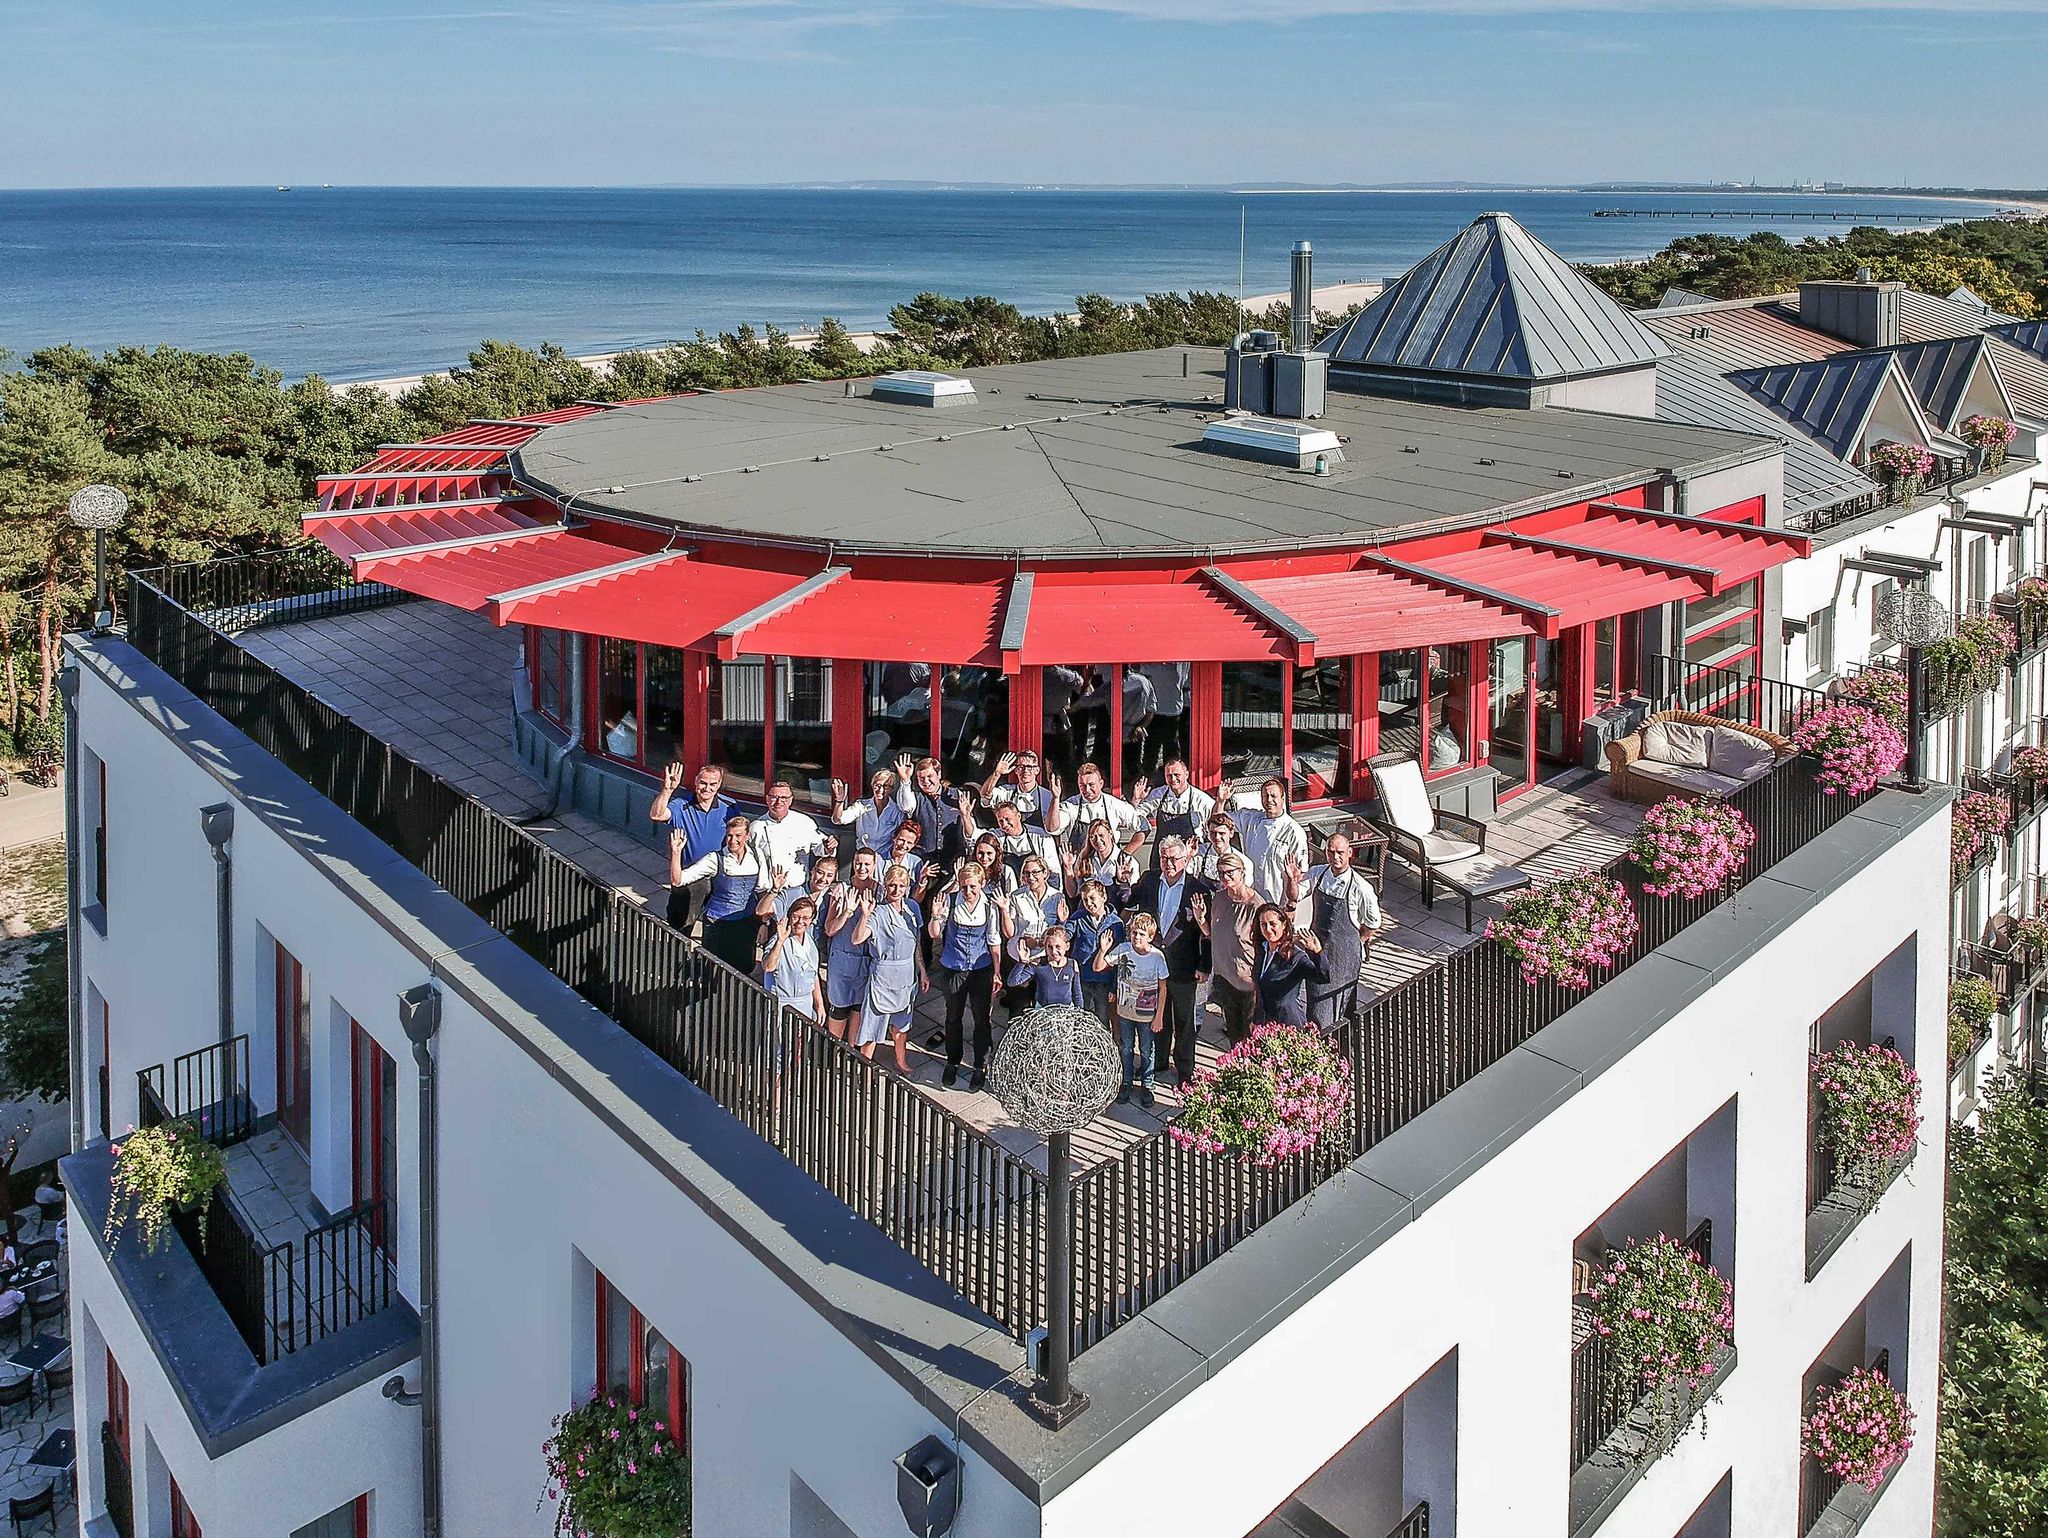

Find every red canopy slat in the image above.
[1018,580,1291,665]
[353,530,649,613]
[304,501,551,562]
[1247,567,1531,651]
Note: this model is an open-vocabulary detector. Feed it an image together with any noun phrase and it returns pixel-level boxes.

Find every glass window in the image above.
[864,663,932,779]
[1870,579,1899,655]
[1427,644,1472,771]
[775,659,834,801]
[941,665,1008,787]
[535,629,565,721]
[1685,582,1759,640]
[1127,663,1190,779]
[1592,617,1619,708]
[642,1323,673,1428]
[290,1497,369,1538]
[598,638,640,764]
[1533,638,1569,763]
[1378,649,1423,762]
[602,1277,634,1396]
[1221,662,1285,783]
[1291,658,1351,800]
[644,646,687,770]
[1806,607,1836,683]
[594,1272,691,1464]
[709,655,767,796]
[1040,664,1091,784]
[1489,638,1531,790]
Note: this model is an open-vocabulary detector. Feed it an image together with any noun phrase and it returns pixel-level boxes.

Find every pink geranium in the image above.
[1170,1023,1349,1166]
[1803,1367,1915,1491]
[1832,668,1908,729]
[1628,797,1756,899]
[1950,789,2011,876]
[1811,1041,1921,1191]
[1791,705,1907,795]
[1487,870,1637,989]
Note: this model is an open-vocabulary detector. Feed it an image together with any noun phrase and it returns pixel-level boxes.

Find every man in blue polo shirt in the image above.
[650,761,735,930]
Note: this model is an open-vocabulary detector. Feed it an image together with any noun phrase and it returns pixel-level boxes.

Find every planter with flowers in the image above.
[1628,797,1756,900]
[540,1392,692,1538]
[1866,440,1935,503]
[1921,610,2016,719]
[1802,1366,1915,1494]
[1810,1041,1921,1206]
[2014,745,2048,786]
[2010,577,2048,659]
[1959,412,2017,473]
[1950,789,2010,881]
[103,1120,229,1255]
[1584,1234,1735,1453]
[1947,972,1995,1067]
[1487,870,1638,990]
[2013,913,2048,970]
[1789,705,1908,796]
[1170,1023,1350,1166]
[1832,667,1908,729]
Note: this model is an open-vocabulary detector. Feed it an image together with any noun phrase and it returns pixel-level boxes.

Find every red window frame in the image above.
[98,993,111,1142]
[353,1495,370,1538]
[594,1272,690,1460]
[170,1476,202,1538]
[274,942,312,1153]
[528,627,572,729]
[105,1351,130,1461]
[350,1020,398,1259]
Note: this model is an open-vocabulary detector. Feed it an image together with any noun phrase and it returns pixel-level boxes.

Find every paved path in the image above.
[0,785,62,852]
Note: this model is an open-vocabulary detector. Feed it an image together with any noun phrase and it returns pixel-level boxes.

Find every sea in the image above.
[0,186,2011,383]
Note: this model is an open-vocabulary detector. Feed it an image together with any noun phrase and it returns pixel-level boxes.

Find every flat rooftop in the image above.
[511,347,1776,559]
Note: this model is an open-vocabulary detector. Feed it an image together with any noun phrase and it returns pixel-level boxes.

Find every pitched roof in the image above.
[1652,355,1879,515]
[1992,319,2048,362]
[1724,353,1899,461]
[1655,287,1716,309]
[1891,334,1993,430]
[1315,212,1671,382]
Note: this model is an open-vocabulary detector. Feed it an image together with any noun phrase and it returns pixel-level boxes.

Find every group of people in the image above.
[649,748,1384,1108]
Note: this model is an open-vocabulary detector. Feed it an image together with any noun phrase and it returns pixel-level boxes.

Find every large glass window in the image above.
[1489,637,1532,791]
[1378,649,1423,761]
[941,665,1008,787]
[1221,662,1286,784]
[709,655,768,796]
[598,638,641,764]
[534,628,566,722]
[776,659,834,799]
[1685,581,1759,673]
[1534,637,1570,763]
[644,646,687,769]
[1128,663,1190,778]
[1039,664,1089,784]
[290,1497,370,1538]
[595,1273,691,1460]
[1426,644,1472,771]
[1291,658,1351,801]
[865,662,933,778]
[350,1020,398,1260]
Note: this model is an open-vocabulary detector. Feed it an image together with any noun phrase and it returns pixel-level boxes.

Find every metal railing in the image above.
[136,1036,254,1148]
[101,1422,134,1538]
[126,556,1879,1365]
[1569,1218,1714,1474]
[1991,582,2048,666]
[1644,654,1832,738]
[168,1184,282,1362]
[1387,1502,1430,1538]
[1800,1348,1892,1534]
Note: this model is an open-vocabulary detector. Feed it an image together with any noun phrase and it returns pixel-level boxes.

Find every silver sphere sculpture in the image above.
[986,1005,1121,1135]
[65,484,129,531]
[1874,587,1952,649]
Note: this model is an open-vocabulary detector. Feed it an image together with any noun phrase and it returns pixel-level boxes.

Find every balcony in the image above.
[121,559,1891,1365]
[1799,1349,1900,1537]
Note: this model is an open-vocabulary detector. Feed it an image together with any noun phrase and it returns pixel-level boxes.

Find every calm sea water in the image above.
[0,186,2006,382]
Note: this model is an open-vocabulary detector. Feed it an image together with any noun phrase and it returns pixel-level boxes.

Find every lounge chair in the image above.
[1366,752,1489,895]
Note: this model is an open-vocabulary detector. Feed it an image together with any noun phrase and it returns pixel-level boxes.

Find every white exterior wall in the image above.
[1041,810,1949,1538]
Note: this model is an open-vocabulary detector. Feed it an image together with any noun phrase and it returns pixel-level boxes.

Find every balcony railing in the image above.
[101,1422,134,1538]
[125,556,1884,1363]
[1569,1218,1714,1475]
[1800,1348,1893,1536]
[1643,653,1832,739]
[1991,583,2048,667]
[1387,1502,1430,1538]
[135,1035,255,1148]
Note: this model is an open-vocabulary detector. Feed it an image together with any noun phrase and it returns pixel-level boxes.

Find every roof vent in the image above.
[870,370,977,408]
[1201,415,1345,470]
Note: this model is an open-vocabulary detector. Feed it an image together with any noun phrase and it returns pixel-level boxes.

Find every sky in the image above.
[3,1,2046,189]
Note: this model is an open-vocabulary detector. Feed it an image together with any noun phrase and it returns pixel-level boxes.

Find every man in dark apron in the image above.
[1132,760,1216,872]
[1302,834,1383,1030]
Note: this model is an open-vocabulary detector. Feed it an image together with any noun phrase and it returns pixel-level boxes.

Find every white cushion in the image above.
[1629,759,1737,797]
[1373,756,1436,838]
[1708,729,1776,782]
[1642,719,1712,769]
[1421,832,1483,863]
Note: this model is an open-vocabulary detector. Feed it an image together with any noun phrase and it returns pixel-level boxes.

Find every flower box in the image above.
[1628,798,1756,900]
[1169,1023,1350,1166]
[1486,871,1638,990]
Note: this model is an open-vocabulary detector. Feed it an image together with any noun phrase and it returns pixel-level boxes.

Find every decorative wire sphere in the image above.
[65,484,128,531]
[985,1005,1122,1135]
[1874,586,1952,648]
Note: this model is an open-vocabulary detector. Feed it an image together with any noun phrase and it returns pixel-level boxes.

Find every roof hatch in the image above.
[1201,415,1344,470]
[870,370,977,407]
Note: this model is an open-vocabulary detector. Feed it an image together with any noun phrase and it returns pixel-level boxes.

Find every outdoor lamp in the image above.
[985,1003,1120,1429]
[66,484,128,634]
[1874,586,1952,793]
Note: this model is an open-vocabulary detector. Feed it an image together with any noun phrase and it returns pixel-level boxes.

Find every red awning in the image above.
[1389,544,1705,635]
[1246,566,1532,653]
[1016,577,1297,665]
[304,500,553,562]
[1556,506,1813,591]
[497,556,813,650]
[352,530,660,614]
[730,572,1010,666]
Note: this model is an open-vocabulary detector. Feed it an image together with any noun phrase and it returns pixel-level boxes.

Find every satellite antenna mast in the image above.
[1237,204,1247,335]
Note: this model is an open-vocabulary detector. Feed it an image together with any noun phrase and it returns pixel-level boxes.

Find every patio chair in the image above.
[25,1295,62,1334]
[1366,752,1488,895]
[0,1376,31,1425]
[36,1362,69,1416]
[6,1480,52,1537]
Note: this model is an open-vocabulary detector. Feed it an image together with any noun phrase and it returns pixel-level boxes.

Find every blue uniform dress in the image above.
[822,886,871,1016]
[857,899,924,1045]
[765,930,822,1021]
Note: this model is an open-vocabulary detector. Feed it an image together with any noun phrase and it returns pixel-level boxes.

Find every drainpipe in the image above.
[389,982,443,1538]
[200,804,234,1047]
[58,666,83,1152]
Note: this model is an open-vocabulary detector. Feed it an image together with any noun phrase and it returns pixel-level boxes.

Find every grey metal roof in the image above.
[1725,353,1896,462]
[1652,356,1879,516]
[1992,320,2048,362]
[1890,334,1988,431]
[1314,212,1671,382]
[509,347,1772,559]
[1655,287,1716,309]
[1900,290,2012,343]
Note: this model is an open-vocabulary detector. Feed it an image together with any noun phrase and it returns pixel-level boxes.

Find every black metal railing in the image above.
[1568,1217,1715,1474]
[1992,583,2048,666]
[127,560,1048,1346]
[135,1036,254,1148]
[101,1422,134,1538]
[294,1200,396,1352]
[1800,1348,1893,1534]
[170,1185,283,1363]
[126,556,1879,1365]
[1644,654,1832,739]
[1387,1502,1430,1538]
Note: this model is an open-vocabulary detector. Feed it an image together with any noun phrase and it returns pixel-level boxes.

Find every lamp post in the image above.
[1874,586,1952,794]
[65,484,128,634]
[985,1004,1120,1429]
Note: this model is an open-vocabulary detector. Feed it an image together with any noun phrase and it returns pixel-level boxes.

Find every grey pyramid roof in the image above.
[1891,334,1989,430]
[1315,212,1671,382]
[1725,353,1897,461]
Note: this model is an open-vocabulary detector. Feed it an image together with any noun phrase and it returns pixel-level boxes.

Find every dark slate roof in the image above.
[1891,334,1988,430]
[1315,212,1671,382]
[1653,356,1878,516]
[1993,320,2048,362]
[510,347,1770,559]
[1725,353,1896,461]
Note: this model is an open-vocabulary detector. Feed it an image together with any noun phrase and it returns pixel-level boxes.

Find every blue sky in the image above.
[5,1,2046,188]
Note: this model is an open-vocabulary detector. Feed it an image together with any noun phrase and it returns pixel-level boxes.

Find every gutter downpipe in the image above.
[395,982,444,1538]
[200,805,234,1046]
[57,666,84,1152]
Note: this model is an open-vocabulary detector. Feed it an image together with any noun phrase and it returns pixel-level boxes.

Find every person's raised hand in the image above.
[662,761,687,794]
[1130,775,1150,804]
[997,751,1017,774]
[830,777,848,804]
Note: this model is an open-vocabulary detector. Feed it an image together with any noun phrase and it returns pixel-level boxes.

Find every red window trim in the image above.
[274,942,311,1153]
[1683,609,1760,648]
[169,1476,202,1538]
[105,1351,130,1460]
[350,1020,397,1259]
[594,1272,690,1460]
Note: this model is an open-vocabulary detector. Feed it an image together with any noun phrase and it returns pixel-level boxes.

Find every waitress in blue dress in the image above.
[670,815,768,976]
[820,849,880,1042]
[852,864,928,1073]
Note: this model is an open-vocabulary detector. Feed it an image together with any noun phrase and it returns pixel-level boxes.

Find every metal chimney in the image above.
[1290,240,1314,352]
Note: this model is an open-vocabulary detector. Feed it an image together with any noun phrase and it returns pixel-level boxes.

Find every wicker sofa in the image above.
[1605,710,1789,803]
